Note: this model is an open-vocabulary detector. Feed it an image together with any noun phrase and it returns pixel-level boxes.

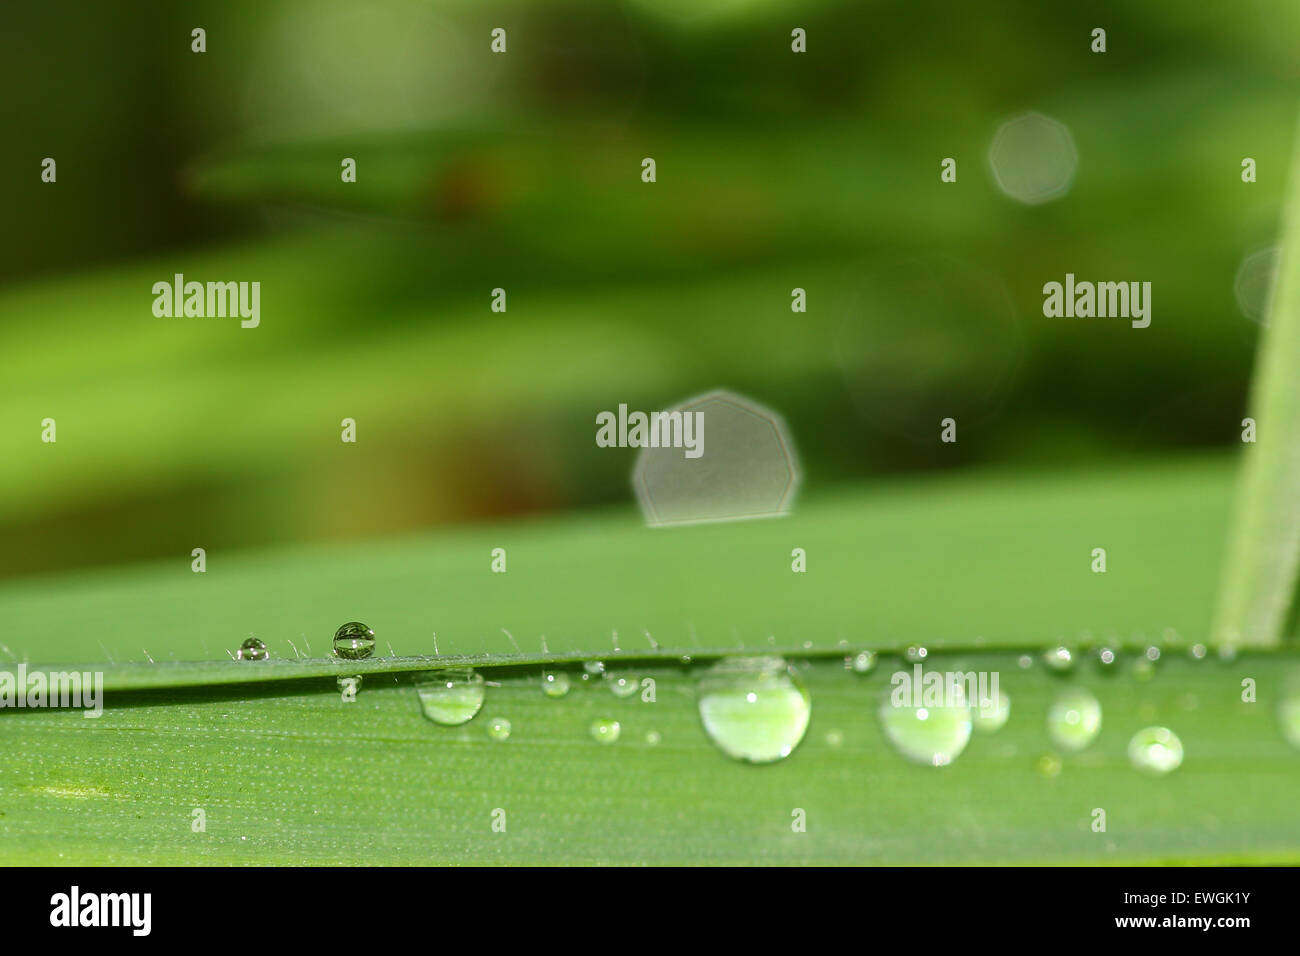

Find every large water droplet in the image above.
[878,687,972,767]
[415,669,485,726]
[1127,726,1183,775]
[971,691,1010,734]
[1042,646,1074,672]
[237,637,268,661]
[590,718,620,744]
[848,650,876,674]
[542,670,571,698]
[333,622,375,660]
[607,674,638,698]
[696,656,811,764]
[1047,688,1102,751]
[486,717,511,741]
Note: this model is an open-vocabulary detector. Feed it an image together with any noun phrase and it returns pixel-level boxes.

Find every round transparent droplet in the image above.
[1097,647,1117,667]
[645,730,661,745]
[633,390,800,526]
[1127,726,1184,775]
[237,637,268,661]
[988,111,1078,205]
[607,674,638,698]
[1042,646,1074,671]
[905,645,928,663]
[878,682,973,767]
[589,718,621,745]
[332,621,375,661]
[848,650,877,673]
[486,717,511,741]
[1036,752,1063,777]
[971,691,1011,734]
[1047,688,1102,752]
[1189,643,1207,660]
[542,670,571,698]
[415,669,485,726]
[583,660,606,677]
[695,656,811,764]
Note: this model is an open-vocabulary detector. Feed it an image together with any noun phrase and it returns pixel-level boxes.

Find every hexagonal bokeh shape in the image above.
[987,111,1078,205]
[633,390,799,527]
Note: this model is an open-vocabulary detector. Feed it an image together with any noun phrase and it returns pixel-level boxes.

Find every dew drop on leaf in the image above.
[1047,688,1102,751]
[971,691,1010,734]
[332,622,375,661]
[541,670,571,698]
[237,637,268,661]
[696,656,811,764]
[878,685,972,767]
[415,669,486,726]
[589,718,620,744]
[486,717,511,741]
[607,674,638,698]
[1128,726,1184,775]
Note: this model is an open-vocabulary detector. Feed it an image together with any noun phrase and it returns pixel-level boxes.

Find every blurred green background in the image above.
[2,0,1297,579]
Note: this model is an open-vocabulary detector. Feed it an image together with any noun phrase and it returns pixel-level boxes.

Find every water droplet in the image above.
[237,637,268,661]
[582,660,605,680]
[696,656,811,764]
[607,674,638,698]
[878,685,972,767]
[1279,693,1300,750]
[824,729,845,748]
[486,717,511,741]
[1128,726,1184,775]
[332,622,375,661]
[1144,645,1161,662]
[1096,647,1117,668]
[645,730,661,745]
[971,691,1010,734]
[1042,646,1074,671]
[848,650,877,674]
[1017,654,1033,669]
[905,645,928,662]
[1047,688,1102,751]
[1189,643,1207,660]
[541,670,571,698]
[415,669,485,726]
[1036,753,1063,777]
[589,718,620,744]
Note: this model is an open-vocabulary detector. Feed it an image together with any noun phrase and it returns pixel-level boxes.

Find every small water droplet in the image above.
[696,656,811,764]
[415,669,485,726]
[824,729,845,748]
[1042,646,1074,671]
[1017,654,1033,669]
[486,717,511,741]
[1189,643,1207,660]
[1036,753,1063,777]
[589,718,620,744]
[645,730,661,745]
[1047,688,1102,751]
[607,674,638,698]
[1144,645,1161,662]
[1128,726,1183,775]
[582,660,605,681]
[541,670,571,698]
[332,622,375,661]
[878,684,972,767]
[848,650,877,674]
[1096,647,1117,667]
[905,646,928,662]
[971,691,1010,733]
[237,637,268,661]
